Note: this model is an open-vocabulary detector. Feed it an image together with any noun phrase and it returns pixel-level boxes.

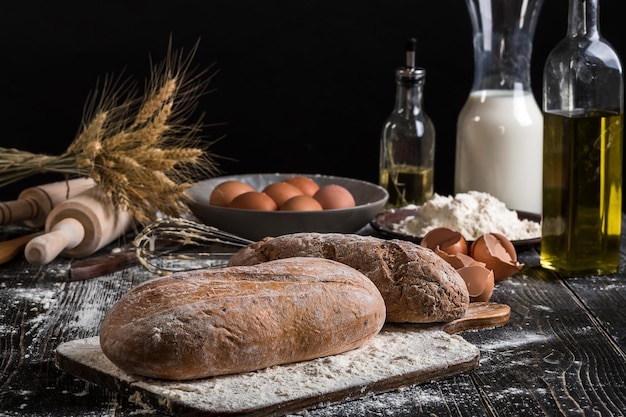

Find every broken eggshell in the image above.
[443,252,481,270]
[469,233,523,281]
[457,264,495,302]
[420,227,468,255]
[421,227,493,301]
[420,227,473,269]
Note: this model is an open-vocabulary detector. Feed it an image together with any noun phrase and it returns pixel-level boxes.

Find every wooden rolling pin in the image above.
[0,178,95,227]
[0,232,44,265]
[24,187,132,265]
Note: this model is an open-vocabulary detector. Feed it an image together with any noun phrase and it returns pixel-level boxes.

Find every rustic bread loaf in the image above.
[228,233,469,323]
[99,257,386,380]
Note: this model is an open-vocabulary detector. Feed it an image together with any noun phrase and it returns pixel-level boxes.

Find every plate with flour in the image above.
[371,191,542,251]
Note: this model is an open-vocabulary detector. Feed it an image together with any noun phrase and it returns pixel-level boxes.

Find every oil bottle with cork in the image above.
[541,0,623,276]
[379,38,435,208]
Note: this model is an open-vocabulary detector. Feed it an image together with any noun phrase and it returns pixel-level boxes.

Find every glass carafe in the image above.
[455,0,544,214]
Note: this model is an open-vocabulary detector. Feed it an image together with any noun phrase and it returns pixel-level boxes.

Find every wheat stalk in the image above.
[0,39,219,223]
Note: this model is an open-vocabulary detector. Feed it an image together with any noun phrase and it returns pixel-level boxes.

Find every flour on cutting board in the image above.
[157,328,464,410]
[393,191,541,241]
[56,324,480,415]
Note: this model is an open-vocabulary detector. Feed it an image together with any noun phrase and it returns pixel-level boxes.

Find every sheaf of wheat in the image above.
[0,39,220,223]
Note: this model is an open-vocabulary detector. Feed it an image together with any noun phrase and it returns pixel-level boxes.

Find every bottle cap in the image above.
[396,37,425,82]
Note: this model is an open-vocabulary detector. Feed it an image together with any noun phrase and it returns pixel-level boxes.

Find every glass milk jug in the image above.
[455,0,544,214]
[540,0,623,276]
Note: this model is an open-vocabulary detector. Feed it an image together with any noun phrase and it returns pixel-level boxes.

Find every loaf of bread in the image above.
[99,257,386,380]
[228,233,469,323]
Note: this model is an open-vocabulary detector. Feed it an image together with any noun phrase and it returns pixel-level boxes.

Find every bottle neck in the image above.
[394,72,425,116]
[471,33,534,92]
[543,0,622,113]
[466,0,544,92]
[568,0,600,40]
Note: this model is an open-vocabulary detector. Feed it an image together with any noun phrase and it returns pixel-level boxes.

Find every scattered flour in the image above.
[57,326,479,415]
[394,191,541,241]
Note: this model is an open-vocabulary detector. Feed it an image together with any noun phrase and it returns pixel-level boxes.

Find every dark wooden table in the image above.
[1,217,626,417]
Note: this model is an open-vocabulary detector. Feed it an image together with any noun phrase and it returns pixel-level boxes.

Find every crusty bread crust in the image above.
[99,257,386,380]
[228,233,469,323]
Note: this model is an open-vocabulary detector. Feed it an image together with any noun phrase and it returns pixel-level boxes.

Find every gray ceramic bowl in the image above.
[186,173,388,241]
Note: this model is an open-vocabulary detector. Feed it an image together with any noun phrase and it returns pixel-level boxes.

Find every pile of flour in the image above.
[394,191,541,241]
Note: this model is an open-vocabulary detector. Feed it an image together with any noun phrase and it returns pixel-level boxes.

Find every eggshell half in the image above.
[441,252,484,270]
[470,233,523,281]
[420,227,469,255]
[457,265,495,302]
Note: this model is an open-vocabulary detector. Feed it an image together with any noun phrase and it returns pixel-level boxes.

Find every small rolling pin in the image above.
[24,187,132,265]
[0,232,44,265]
[0,177,95,227]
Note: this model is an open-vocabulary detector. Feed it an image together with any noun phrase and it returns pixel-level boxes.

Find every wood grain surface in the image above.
[1,221,626,416]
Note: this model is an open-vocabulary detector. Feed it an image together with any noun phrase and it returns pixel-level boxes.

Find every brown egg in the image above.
[457,264,495,302]
[284,176,320,197]
[280,195,324,211]
[262,182,304,207]
[313,184,356,209]
[470,233,524,281]
[209,180,255,207]
[230,191,278,211]
[420,227,469,256]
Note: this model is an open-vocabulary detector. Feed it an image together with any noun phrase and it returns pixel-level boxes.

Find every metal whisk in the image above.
[133,217,254,275]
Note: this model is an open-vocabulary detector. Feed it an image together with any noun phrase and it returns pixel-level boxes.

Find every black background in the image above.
[1,1,624,203]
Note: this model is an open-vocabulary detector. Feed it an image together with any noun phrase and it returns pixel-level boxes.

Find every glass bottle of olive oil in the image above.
[380,38,435,208]
[541,0,623,276]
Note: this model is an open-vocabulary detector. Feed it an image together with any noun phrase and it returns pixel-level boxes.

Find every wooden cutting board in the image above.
[55,302,509,417]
